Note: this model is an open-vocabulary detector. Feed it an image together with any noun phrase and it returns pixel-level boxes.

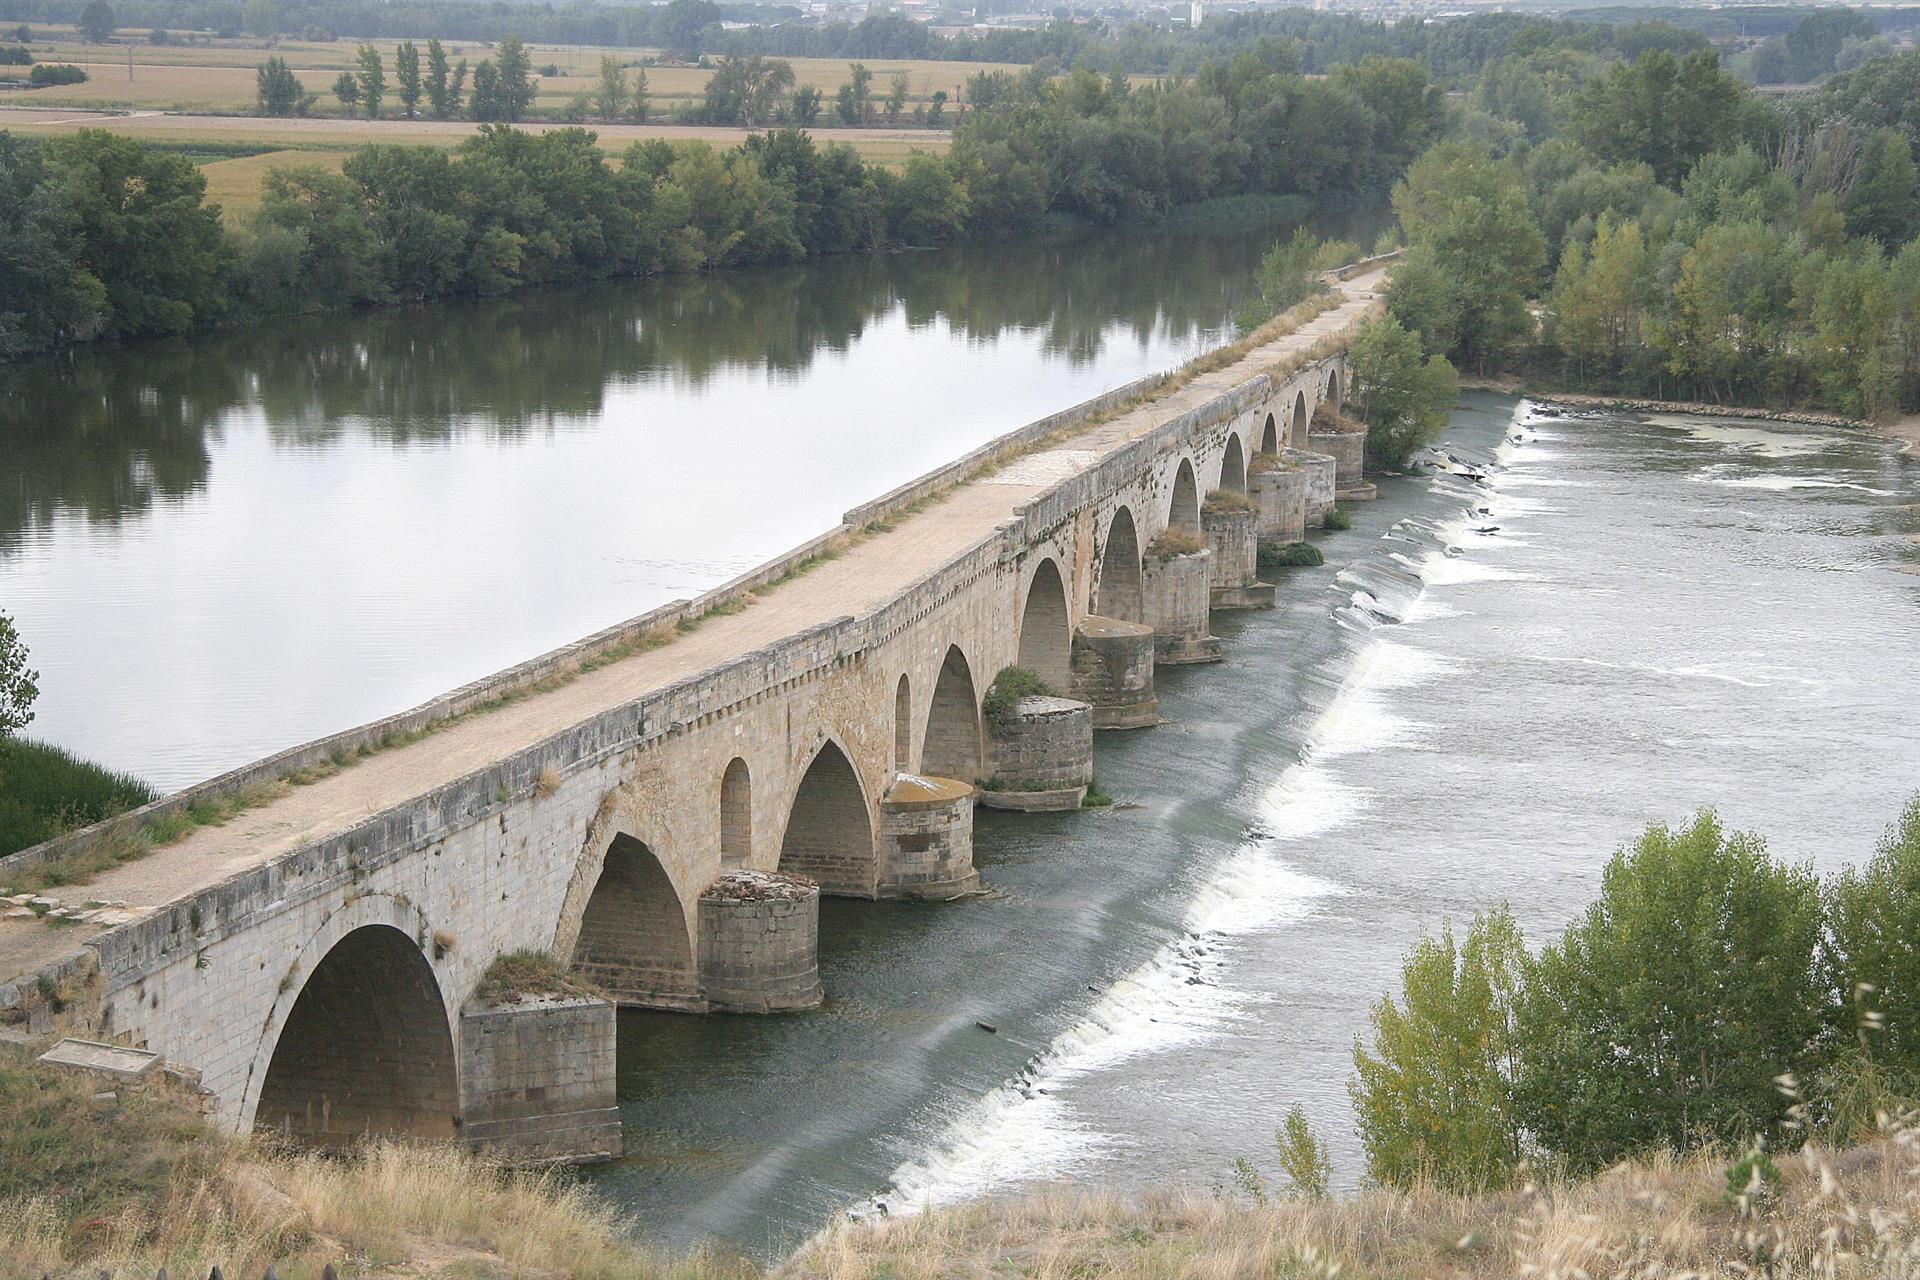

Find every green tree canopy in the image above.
[1349,314,1458,470]
[77,0,115,42]
[0,610,37,739]
[1824,797,1920,1085]
[255,56,302,116]
[1514,811,1825,1174]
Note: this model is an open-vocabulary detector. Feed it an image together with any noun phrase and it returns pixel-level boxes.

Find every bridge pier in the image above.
[1308,421,1374,501]
[1143,548,1221,665]
[981,695,1094,811]
[876,775,980,899]
[1203,507,1272,610]
[1250,458,1308,546]
[1288,448,1339,526]
[1070,616,1158,729]
[699,871,824,1013]
[461,994,622,1164]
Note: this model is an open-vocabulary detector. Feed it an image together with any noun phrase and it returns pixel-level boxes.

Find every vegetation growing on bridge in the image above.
[981,666,1058,728]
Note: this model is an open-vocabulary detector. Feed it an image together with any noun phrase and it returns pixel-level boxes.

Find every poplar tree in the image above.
[424,38,450,118]
[355,43,385,120]
[394,39,421,119]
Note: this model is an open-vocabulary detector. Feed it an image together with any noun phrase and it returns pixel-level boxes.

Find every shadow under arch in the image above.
[253,923,459,1146]
[1219,435,1247,493]
[778,739,877,896]
[1095,506,1145,622]
[1017,557,1073,691]
[1168,458,1200,534]
[571,832,698,1007]
[921,645,983,782]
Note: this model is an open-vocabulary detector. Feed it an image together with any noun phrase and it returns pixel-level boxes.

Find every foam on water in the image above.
[1691,471,1895,496]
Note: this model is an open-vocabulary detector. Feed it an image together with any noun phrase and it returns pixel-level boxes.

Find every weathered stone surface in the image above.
[699,871,823,1013]
[1070,616,1158,729]
[1143,551,1222,665]
[1203,507,1272,610]
[38,1037,161,1081]
[983,696,1093,811]
[1250,465,1308,545]
[877,775,979,899]
[1288,448,1340,526]
[460,996,621,1164]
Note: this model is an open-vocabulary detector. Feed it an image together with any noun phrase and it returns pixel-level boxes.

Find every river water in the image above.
[0,221,1290,791]
[6,217,1918,1262]
[593,393,1920,1258]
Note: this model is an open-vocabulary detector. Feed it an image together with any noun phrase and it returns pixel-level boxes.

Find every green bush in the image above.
[27,62,86,86]
[0,738,156,856]
[1514,811,1825,1174]
[1323,506,1353,531]
[1259,541,1323,572]
[1822,796,1920,1078]
[982,666,1057,726]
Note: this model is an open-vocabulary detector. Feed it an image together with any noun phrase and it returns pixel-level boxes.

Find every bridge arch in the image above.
[1291,390,1308,445]
[571,831,697,1006]
[1327,368,1343,407]
[779,738,877,895]
[893,675,912,771]
[921,645,982,782]
[1259,412,1279,454]
[1219,435,1247,494]
[1168,459,1200,534]
[720,758,752,869]
[1017,557,1072,691]
[1094,506,1144,622]
[250,918,459,1146]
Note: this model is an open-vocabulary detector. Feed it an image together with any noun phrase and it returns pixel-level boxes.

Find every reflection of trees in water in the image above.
[0,218,1363,547]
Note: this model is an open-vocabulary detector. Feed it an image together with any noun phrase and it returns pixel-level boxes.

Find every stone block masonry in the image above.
[1144,551,1221,665]
[699,871,823,1013]
[1070,617,1159,729]
[461,995,621,1164]
[1204,508,1272,610]
[877,776,980,899]
[983,696,1094,812]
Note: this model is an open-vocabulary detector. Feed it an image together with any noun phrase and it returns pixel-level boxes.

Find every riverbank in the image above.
[9,1037,1911,1278]
[1458,375,1920,455]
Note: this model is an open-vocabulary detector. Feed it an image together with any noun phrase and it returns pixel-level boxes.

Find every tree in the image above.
[704,54,793,127]
[1350,906,1525,1192]
[792,83,821,127]
[424,37,450,119]
[245,166,384,311]
[255,55,303,116]
[241,0,278,38]
[355,43,385,120]
[1824,796,1920,1085]
[595,55,627,123]
[0,610,37,741]
[469,59,501,122]
[1514,812,1825,1174]
[630,65,648,123]
[885,71,910,125]
[77,0,116,43]
[332,69,358,116]
[394,40,421,119]
[1251,228,1337,318]
[837,62,872,126]
[1388,141,1545,371]
[884,151,968,245]
[449,58,468,117]
[496,35,534,122]
[1572,49,1748,185]
[1350,314,1460,470]
[1844,128,1918,247]
[1546,213,1651,382]
[1785,9,1876,83]
[0,133,105,356]
[926,88,947,129]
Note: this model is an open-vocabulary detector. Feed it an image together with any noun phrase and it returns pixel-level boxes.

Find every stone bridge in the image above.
[0,264,1388,1163]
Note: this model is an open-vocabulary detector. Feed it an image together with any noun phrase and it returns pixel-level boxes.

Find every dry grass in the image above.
[1147,527,1207,560]
[200,147,350,219]
[786,1138,1920,1279]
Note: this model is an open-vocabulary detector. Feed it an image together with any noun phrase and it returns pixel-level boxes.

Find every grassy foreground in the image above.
[0,740,154,857]
[6,1039,1917,1278]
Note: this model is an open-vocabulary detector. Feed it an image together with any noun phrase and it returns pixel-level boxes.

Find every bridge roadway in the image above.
[0,266,1386,1161]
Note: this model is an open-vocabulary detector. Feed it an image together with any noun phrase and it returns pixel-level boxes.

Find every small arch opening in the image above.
[571,832,696,1006]
[921,646,982,782]
[779,741,876,896]
[1095,507,1144,623]
[254,924,458,1146]
[720,758,751,869]
[1291,391,1308,444]
[1017,558,1073,691]
[1168,459,1200,534]
[893,675,912,771]
[1260,413,1279,453]
[1219,436,1247,493]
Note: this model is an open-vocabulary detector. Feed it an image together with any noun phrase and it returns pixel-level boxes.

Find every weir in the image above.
[0,262,1390,1164]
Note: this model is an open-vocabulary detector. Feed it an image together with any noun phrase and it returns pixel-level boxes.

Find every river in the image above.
[0,218,1302,791]
[6,219,1918,1263]
[592,393,1920,1257]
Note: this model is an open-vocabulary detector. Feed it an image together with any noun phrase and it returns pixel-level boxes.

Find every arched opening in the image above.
[254,924,458,1146]
[720,758,751,869]
[779,741,876,896]
[1219,436,1247,493]
[921,646,982,782]
[1168,459,1200,534]
[570,833,696,1006]
[1291,391,1308,444]
[1328,369,1343,407]
[1095,507,1144,622]
[893,675,912,771]
[1260,413,1279,454]
[1017,558,1073,691]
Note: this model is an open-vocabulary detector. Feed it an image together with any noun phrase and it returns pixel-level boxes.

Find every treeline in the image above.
[0,48,1442,359]
[1343,799,1920,1190]
[1383,44,1920,418]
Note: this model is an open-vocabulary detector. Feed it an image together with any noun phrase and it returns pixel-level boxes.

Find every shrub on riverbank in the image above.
[1258,541,1323,571]
[0,739,155,857]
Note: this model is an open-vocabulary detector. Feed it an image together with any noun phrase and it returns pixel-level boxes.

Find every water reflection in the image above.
[0,225,1287,551]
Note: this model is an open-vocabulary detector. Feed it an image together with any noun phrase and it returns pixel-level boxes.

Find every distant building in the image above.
[1189,0,1203,25]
